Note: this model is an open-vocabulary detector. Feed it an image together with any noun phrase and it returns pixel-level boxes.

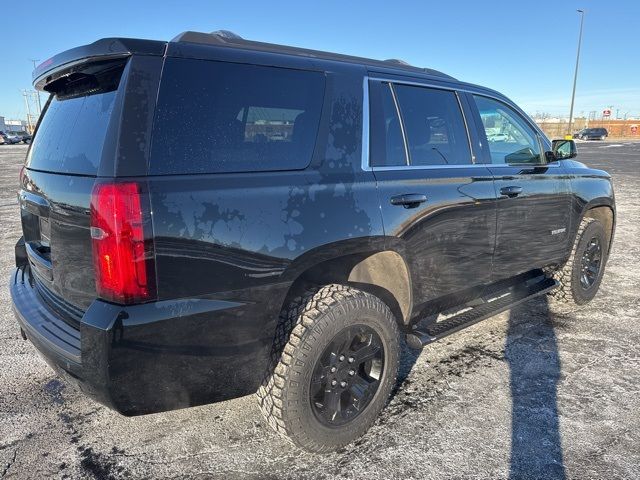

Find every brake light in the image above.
[90,182,156,304]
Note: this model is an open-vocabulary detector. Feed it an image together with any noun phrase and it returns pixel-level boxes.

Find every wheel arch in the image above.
[280,249,413,326]
[582,202,615,254]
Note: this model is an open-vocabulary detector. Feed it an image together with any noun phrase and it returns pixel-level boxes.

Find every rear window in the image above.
[150,58,325,175]
[26,61,125,176]
[27,92,117,175]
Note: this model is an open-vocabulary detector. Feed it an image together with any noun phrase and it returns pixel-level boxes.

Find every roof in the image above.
[32,30,457,91]
[171,30,455,80]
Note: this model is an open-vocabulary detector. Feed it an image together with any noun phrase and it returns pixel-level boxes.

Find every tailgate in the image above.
[20,57,127,320]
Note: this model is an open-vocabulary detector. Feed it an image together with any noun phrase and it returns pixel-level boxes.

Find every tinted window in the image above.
[370,82,407,166]
[394,85,471,166]
[151,58,325,174]
[26,90,117,175]
[473,95,543,165]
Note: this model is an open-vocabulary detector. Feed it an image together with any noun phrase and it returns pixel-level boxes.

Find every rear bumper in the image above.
[10,265,283,415]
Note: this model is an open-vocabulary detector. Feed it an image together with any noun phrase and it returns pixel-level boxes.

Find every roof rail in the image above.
[384,59,412,67]
[170,30,455,80]
[210,30,243,40]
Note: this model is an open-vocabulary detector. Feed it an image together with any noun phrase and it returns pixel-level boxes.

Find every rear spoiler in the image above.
[33,37,166,91]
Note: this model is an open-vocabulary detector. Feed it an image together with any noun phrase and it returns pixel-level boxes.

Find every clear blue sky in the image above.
[2,0,639,120]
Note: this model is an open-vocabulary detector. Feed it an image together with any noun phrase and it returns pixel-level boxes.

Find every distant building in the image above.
[536,117,640,139]
[0,117,31,134]
[4,119,29,133]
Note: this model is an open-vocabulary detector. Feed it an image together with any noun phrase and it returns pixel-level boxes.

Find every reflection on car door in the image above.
[368,80,497,314]
[468,94,573,280]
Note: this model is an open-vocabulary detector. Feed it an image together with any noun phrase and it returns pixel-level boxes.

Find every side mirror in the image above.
[550,139,577,161]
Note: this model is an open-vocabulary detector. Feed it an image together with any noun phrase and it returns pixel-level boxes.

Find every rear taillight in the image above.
[90,181,156,304]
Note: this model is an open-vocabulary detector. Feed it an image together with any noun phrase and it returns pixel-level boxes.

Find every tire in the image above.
[547,217,608,307]
[257,284,400,452]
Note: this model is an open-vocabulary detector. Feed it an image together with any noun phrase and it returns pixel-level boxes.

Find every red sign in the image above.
[603,109,611,117]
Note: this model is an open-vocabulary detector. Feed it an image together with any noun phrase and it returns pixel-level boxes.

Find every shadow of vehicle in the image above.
[506,296,566,480]
[393,295,566,479]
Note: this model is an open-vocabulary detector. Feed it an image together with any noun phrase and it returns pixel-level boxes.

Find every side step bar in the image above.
[406,277,558,349]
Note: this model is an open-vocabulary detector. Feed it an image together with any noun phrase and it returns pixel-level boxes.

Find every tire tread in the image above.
[547,217,597,306]
[256,284,398,451]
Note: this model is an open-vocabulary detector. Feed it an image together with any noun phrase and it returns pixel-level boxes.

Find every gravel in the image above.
[1,142,639,479]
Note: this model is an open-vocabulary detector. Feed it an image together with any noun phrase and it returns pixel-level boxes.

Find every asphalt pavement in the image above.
[0,142,639,479]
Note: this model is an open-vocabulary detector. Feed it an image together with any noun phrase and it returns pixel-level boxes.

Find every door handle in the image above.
[390,193,427,208]
[500,186,523,198]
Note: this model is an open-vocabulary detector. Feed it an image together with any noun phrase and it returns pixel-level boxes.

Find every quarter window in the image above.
[473,95,544,165]
[151,58,325,174]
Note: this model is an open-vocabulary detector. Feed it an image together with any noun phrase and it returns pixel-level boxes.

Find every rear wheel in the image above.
[548,217,608,307]
[257,284,400,452]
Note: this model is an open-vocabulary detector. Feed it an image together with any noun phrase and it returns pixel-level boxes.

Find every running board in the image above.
[405,277,558,349]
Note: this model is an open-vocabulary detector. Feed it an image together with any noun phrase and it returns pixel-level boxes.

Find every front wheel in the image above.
[257,284,400,452]
[548,217,608,307]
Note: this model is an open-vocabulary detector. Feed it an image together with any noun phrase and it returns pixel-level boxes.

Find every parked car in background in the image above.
[11,31,616,453]
[0,131,21,144]
[574,128,608,140]
[15,132,32,144]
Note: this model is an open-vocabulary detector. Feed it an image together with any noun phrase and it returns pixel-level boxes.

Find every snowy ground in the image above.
[1,142,639,479]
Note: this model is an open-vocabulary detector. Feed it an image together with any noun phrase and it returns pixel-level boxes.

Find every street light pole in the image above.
[29,59,42,115]
[567,9,585,136]
[22,90,33,133]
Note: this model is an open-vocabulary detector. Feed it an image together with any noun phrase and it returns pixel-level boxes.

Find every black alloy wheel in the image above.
[580,236,602,290]
[310,324,384,427]
[257,284,400,452]
[547,217,608,307]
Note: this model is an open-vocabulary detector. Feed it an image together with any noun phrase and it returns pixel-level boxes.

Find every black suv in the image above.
[574,127,608,140]
[11,31,615,452]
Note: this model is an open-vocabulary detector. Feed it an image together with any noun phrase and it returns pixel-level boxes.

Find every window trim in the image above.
[361,76,559,171]
[388,83,410,166]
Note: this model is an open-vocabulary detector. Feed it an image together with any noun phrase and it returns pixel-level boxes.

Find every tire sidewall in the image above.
[282,294,399,450]
[570,220,607,304]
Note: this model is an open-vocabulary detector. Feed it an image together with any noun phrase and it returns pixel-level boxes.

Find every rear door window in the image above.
[369,82,472,167]
[369,81,407,167]
[394,84,472,166]
[150,58,325,175]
